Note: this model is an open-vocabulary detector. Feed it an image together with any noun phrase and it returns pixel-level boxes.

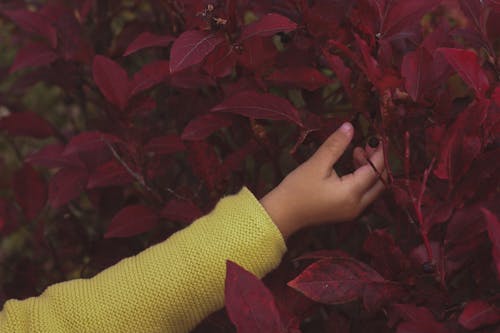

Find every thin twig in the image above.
[103,139,163,203]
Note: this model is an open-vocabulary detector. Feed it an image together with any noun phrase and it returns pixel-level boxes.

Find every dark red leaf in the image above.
[458,0,486,33]
[434,100,488,182]
[0,111,54,138]
[437,48,490,97]
[160,199,203,223]
[169,30,225,73]
[401,48,433,102]
[225,260,284,333]
[363,230,410,280]
[388,303,436,327]
[1,9,57,48]
[105,205,158,238]
[181,113,233,141]
[354,34,382,85]
[123,32,174,56]
[203,42,237,78]
[266,67,330,91]
[48,167,88,208]
[169,68,216,89]
[287,257,385,304]
[240,13,297,41]
[40,4,93,63]
[87,160,135,189]
[77,0,93,23]
[322,50,352,97]
[237,37,277,70]
[131,60,170,96]
[362,282,406,313]
[382,0,441,39]
[221,139,259,175]
[144,134,185,155]
[63,132,122,156]
[26,143,84,169]
[211,91,303,126]
[187,141,222,191]
[459,300,500,330]
[13,164,47,220]
[10,41,58,73]
[92,55,130,110]
[483,207,500,279]
[445,205,487,248]
[396,320,449,333]
[493,87,500,107]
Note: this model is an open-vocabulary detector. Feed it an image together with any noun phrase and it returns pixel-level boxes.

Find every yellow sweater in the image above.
[0,187,287,332]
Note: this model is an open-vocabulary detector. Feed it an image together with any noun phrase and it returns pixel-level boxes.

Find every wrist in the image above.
[259,187,301,240]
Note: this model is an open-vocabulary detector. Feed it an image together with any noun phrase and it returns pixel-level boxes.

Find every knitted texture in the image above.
[0,187,287,333]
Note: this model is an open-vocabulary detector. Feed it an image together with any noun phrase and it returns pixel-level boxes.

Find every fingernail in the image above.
[368,136,380,148]
[340,122,353,134]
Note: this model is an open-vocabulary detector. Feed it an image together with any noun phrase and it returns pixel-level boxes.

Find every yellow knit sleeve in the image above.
[0,187,287,333]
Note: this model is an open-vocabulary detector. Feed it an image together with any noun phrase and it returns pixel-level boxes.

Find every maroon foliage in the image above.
[225,261,284,333]
[1,0,499,332]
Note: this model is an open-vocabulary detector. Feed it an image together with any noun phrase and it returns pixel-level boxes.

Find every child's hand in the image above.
[260,122,387,239]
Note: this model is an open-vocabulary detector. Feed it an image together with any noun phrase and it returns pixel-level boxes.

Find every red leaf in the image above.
[225,260,284,333]
[287,257,385,304]
[493,87,500,107]
[92,55,130,110]
[10,41,58,73]
[401,48,433,102]
[434,100,488,182]
[187,141,222,191]
[322,50,352,97]
[40,4,93,63]
[87,160,135,189]
[266,67,330,91]
[13,164,47,220]
[240,13,297,41]
[396,320,449,333]
[382,0,441,39]
[160,199,203,224]
[362,282,406,313]
[48,167,88,208]
[388,303,436,327]
[483,207,500,280]
[1,8,57,48]
[237,37,278,70]
[105,205,158,238]
[211,91,303,126]
[26,143,84,169]
[169,30,225,73]
[203,42,237,78]
[144,134,185,155]
[131,60,170,96]
[63,132,122,156]
[0,111,54,138]
[459,300,500,330]
[181,113,233,141]
[123,32,174,56]
[363,230,410,280]
[437,48,490,97]
[221,139,259,175]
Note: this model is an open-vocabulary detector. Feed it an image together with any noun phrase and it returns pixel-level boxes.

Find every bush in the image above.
[0,0,499,332]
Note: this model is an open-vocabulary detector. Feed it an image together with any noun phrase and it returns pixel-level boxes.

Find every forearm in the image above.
[0,187,287,333]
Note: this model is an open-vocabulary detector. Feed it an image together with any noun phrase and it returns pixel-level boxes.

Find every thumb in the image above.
[307,122,354,176]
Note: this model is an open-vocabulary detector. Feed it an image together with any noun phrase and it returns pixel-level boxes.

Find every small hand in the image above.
[260,122,387,239]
